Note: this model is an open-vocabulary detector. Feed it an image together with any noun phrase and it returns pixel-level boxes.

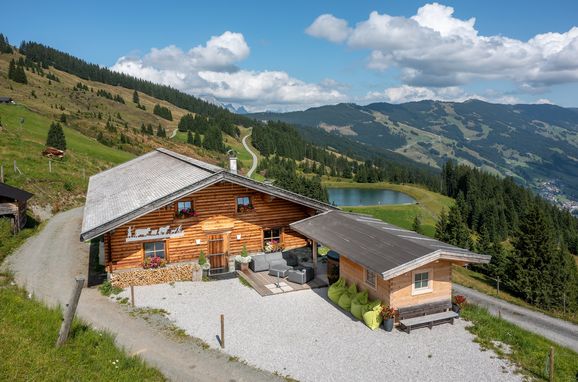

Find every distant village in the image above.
[538,180,578,217]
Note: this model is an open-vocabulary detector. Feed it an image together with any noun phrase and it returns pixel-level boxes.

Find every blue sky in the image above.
[4,1,578,111]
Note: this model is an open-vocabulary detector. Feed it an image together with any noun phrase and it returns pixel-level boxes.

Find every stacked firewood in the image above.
[111,263,202,288]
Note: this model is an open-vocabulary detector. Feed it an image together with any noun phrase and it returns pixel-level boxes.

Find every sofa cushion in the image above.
[282,252,299,267]
[265,252,283,263]
[268,259,288,269]
[250,255,270,272]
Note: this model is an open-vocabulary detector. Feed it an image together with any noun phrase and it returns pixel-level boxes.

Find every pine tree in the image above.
[146,124,154,135]
[412,214,423,234]
[8,59,16,80]
[187,130,194,144]
[435,208,449,242]
[132,90,139,104]
[508,206,558,307]
[140,123,147,135]
[193,131,202,146]
[46,122,67,150]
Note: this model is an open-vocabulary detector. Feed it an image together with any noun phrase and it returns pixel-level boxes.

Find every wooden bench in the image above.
[397,300,457,333]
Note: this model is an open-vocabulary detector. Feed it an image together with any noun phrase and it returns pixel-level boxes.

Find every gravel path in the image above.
[454,284,578,352]
[3,208,280,382]
[242,128,258,178]
[120,280,522,382]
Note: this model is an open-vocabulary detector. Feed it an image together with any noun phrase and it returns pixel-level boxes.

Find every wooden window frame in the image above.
[411,268,433,296]
[364,267,378,290]
[143,240,168,261]
[174,198,196,220]
[235,195,254,214]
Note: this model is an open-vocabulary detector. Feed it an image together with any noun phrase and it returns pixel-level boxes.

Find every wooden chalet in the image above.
[81,148,489,321]
[0,182,33,233]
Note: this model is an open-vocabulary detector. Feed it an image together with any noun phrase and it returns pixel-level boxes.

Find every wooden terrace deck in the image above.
[237,268,328,297]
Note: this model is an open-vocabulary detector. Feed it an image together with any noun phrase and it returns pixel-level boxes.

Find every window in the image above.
[175,200,195,218]
[365,268,377,289]
[263,228,282,252]
[144,241,165,259]
[236,196,254,213]
[411,268,433,295]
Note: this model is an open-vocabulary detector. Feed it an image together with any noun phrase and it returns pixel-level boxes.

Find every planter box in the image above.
[192,267,203,282]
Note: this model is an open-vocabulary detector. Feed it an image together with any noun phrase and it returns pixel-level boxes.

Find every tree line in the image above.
[435,161,578,312]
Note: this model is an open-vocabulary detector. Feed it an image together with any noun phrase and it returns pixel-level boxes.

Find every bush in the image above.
[98,281,122,296]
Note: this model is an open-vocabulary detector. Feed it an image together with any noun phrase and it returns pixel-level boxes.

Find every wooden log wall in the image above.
[105,181,314,271]
[339,256,390,305]
[388,260,452,309]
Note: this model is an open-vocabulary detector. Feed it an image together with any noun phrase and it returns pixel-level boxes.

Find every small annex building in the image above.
[290,211,490,309]
[0,182,33,233]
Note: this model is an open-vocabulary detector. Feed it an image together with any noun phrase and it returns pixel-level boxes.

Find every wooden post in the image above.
[312,240,318,271]
[549,347,554,382]
[48,160,52,173]
[498,309,501,319]
[1,164,3,183]
[13,160,16,174]
[496,276,500,297]
[220,314,225,348]
[130,285,135,307]
[56,276,85,347]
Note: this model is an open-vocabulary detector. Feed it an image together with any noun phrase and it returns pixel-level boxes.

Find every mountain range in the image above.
[249,100,578,200]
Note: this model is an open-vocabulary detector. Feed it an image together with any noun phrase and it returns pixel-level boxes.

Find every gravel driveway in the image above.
[119,279,522,382]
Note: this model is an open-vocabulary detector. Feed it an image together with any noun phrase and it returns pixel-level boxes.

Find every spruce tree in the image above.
[508,206,558,307]
[435,208,449,242]
[187,130,194,144]
[8,59,16,80]
[46,122,67,150]
[193,131,202,146]
[412,214,423,234]
[132,90,139,104]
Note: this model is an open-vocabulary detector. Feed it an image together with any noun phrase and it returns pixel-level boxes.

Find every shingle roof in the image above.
[290,211,490,279]
[0,182,33,201]
[80,148,336,241]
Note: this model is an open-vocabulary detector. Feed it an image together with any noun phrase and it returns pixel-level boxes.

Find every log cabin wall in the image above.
[105,181,314,271]
[388,260,452,309]
[339,255,390,305]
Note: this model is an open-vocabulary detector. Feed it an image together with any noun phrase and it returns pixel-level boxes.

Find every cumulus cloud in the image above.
[307,3,578,89]
[305,14,352,43]
[111,31,345,111]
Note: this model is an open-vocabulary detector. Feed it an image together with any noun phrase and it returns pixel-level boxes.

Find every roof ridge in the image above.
[155,148,223,173]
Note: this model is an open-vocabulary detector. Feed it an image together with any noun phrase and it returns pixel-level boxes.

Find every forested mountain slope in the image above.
[250,100,578,201]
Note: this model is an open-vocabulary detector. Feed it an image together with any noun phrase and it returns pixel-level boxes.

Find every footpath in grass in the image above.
[453,266,578,325]
[462,304,578,381]
[0,278,165,381]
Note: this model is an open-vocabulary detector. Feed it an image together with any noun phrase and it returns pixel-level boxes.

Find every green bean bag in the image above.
[350,290,369,320]
[338,283,357,310]
[327,277,347,304]
[362,301,383,330]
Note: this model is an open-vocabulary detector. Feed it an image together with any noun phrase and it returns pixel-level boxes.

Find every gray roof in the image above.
[80,148,335,241]
[290,211,490,280]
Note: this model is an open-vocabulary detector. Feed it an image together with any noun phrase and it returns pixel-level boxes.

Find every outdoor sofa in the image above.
[249,251,298,272]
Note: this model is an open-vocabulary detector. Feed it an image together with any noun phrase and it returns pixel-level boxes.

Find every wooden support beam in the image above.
[312,240,318,271]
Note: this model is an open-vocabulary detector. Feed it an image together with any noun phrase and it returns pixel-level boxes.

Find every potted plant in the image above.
[198,250,210,276]
[235,244,252,271]
[264,240,284,253]
[143,255,166,269]
[452,295,467,315]
[380,305,396,332]
[176,207,196,219]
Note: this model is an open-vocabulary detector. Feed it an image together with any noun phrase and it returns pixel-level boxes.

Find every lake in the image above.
[327,187,416,206]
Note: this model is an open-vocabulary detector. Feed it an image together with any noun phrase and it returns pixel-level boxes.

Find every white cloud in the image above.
[111,31,345,111]
[535,98,553,104]
[364,85,521,104]
[305,14,352,43]
[307,3,578,89]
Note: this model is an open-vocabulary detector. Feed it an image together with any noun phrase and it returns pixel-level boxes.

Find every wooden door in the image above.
[207,234,227,274]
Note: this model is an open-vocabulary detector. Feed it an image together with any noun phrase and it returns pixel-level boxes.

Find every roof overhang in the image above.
[380,250,491,280]
[80,171,336,242]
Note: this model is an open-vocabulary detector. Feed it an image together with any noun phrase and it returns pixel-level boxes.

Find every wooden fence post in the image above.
[56,276,85,347]
[220,314,225,348]
[496,276,500,297]
[0,163,3,183]
[549,346,554,382]
[130,285,135,307]
[13,160,17,174]
[48,160,52,173]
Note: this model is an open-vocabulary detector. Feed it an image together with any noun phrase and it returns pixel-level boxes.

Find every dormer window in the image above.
[175,200,196,219]
[236,196,254,213]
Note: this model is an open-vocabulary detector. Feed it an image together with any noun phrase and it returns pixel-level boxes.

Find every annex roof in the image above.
[0,182,33,201]
[80,148,336,241]
[290,211,490,280]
